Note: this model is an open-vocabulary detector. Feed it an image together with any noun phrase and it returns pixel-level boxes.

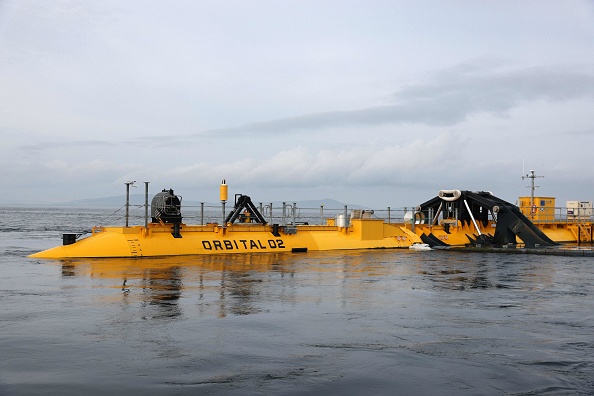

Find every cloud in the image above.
[564,127,594,137]
[19,140,115,151]
[197,64,594,137]
[399,63,594,112]
[149,131,467,189]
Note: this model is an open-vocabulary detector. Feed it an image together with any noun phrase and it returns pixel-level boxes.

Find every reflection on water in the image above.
[136,266,183,319]
[57,250,559,322]
[416,252,555,291]
[60,252,383,319]
[61,254,302,318]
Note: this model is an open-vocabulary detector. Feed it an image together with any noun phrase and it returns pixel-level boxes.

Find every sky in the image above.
[1,0,594,208]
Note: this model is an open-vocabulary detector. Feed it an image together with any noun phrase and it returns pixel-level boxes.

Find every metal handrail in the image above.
[111,202,594,228]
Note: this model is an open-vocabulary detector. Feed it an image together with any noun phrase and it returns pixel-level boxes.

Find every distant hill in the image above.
[56,194,153,208]
[39,195,367,210]
[289,198,368,210]
[0,193,369,209]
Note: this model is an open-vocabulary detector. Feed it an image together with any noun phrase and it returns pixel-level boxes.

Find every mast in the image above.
[522,170,544,208]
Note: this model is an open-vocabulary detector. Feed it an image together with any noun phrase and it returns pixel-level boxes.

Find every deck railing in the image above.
[517,205,594,225]
[110,202,593,228]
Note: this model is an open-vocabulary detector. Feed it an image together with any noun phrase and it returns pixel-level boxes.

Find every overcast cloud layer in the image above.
[1,1,594,207]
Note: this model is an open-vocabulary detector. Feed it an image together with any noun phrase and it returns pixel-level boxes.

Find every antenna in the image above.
[522,169,544,208]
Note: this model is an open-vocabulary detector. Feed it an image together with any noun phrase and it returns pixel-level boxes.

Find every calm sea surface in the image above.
[1,206,593,395]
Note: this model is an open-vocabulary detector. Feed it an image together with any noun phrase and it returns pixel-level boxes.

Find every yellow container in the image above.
[518,196,555,222]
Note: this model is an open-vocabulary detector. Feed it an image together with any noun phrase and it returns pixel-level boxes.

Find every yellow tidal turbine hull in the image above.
[29,219,422,259]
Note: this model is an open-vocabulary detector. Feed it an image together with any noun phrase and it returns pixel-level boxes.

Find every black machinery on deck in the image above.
[418,190,558,248]
[224,194,268,225]
[151,189,183,238]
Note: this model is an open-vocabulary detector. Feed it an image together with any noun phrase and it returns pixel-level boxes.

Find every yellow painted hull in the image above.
[29,219,422,259]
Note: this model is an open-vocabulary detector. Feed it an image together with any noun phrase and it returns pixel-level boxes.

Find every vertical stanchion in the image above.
[144,182,149,228]
[125,181,136,227]
[282,202,286,227]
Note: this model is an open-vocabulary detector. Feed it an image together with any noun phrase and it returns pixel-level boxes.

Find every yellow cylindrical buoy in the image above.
[220,179,228,202]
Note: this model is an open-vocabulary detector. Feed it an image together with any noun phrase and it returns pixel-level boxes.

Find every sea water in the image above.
[1,206,593,395]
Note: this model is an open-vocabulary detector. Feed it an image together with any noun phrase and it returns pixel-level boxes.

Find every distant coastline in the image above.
[0,194,365,210]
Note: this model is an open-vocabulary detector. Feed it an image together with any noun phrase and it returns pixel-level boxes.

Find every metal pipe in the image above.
[432,202,443,226]
[282,202,286,227]
[293,202,297,225]
[144,181,149,228]
[200,202,204,225]
[124,181,135,227]
[125,184,129,227]
[578,206,581,246]
[387,207,391,223]
[463,199,482,235]
[344,205,348,228]
[403,207,407,229]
